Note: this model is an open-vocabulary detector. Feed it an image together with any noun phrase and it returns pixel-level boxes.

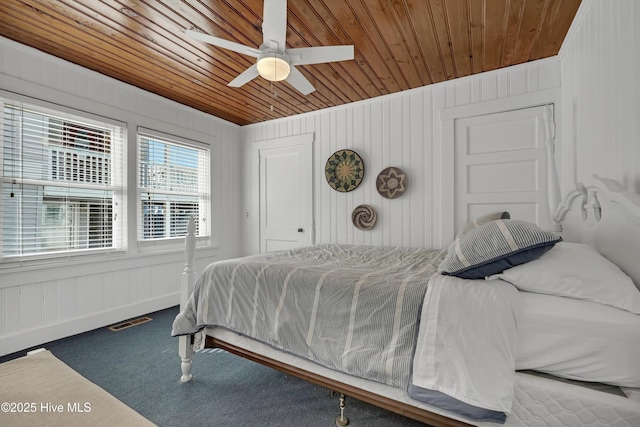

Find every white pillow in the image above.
[456,211,510,239]
[487,242,640,314]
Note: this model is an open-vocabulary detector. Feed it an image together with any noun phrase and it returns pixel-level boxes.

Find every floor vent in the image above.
[108,316,152,332]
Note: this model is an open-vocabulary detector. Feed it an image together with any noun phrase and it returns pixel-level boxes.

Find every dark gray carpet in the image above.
[1,306,431,427]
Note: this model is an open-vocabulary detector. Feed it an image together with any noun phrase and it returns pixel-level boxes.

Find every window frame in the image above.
[136,127,211,248]
[0,95,127,262]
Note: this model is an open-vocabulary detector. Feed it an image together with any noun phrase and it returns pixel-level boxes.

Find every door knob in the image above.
[297,228,304,232]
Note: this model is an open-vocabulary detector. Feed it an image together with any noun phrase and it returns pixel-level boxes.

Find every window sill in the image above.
[0,245,219,288]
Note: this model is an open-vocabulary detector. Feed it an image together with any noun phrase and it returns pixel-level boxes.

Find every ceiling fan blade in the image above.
[288,45,354,66]
[186,29,261,58]
[262,0,287,50]
[286,66,315,95]
[228,64,260,87]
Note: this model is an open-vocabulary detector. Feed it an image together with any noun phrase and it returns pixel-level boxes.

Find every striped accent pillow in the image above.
[438,219,562,280]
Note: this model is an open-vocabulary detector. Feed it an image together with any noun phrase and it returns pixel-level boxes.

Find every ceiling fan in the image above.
[186,0,354,95]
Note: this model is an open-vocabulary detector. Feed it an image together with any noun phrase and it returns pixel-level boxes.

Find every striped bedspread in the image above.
[172,243,445,388]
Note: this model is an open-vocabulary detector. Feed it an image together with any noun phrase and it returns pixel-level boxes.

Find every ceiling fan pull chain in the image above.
[270,80,274,111]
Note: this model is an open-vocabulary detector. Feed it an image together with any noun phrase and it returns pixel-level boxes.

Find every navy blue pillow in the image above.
[438,219,561,280]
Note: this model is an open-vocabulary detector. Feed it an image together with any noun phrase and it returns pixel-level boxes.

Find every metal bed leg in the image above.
[335,393,349,426]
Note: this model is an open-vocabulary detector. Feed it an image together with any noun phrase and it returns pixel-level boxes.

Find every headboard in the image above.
[554,175,640,290]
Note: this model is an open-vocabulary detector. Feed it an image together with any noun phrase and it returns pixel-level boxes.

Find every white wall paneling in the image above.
[560,0,640,194]
[4,0,634,355]
[0,37,242,356]
[241,58,562,255]
[0,250,214,355]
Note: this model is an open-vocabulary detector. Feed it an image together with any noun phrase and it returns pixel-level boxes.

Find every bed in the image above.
[172,175,640,426]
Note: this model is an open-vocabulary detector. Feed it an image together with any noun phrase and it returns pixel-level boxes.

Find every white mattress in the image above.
[515,291,640,388]
[203,326,640,427]
[504,372,640,427]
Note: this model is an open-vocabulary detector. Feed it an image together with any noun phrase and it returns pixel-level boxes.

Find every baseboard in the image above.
[0,293,179,357]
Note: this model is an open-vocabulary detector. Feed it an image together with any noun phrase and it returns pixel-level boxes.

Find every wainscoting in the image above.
[0,36,241,356]
[0,248,219,355]
[3,0,637,360]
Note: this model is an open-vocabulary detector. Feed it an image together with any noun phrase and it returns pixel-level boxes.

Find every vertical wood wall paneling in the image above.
[560,0,639,191]
[350,106,363,245]
[103,271,116,313]
[19,283,43,331]
[4,287,19,334]
[85,273,105,315]
[242,58,562,253]
[43,281,57,326]
[402,94,413,247]
[78,277,90,320]
[336,109,349,244]
[369,101,384,247]
[0,288,5,336]
[56,278,77,323]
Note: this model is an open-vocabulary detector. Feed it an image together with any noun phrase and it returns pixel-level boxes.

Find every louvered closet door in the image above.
[454,105,553,234]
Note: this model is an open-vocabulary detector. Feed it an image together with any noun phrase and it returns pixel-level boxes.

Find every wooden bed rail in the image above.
[205,336,473,427]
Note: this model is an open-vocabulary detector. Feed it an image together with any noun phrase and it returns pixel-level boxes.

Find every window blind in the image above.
[1,98,126,259]
[137,129,210,242]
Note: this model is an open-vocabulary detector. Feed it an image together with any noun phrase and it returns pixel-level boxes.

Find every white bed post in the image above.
[178,217,197,382]
[544,104,562,233]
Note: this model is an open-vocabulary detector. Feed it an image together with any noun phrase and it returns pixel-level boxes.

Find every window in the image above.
[1,99,125,259]
[137,129,210,243]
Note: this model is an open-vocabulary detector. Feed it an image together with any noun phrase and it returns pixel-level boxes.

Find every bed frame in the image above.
[177,216,473,426]
[177,175,640,426]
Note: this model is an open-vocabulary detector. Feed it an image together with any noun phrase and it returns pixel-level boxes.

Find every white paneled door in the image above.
[257,134,314,253]
[454,105,555,232]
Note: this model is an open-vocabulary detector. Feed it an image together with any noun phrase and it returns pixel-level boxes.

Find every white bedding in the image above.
[412,274,520,413]
[205,327,640,427]
[175,242,640,422]
[516,291,640,387]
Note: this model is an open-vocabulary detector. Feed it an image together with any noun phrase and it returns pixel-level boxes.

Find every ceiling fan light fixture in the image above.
[257,54,290,81]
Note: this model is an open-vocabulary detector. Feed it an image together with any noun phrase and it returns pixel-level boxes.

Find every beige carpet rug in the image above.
[0,349,155,426]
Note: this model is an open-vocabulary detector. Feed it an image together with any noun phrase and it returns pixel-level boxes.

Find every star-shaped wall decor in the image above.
[376,167,407,199]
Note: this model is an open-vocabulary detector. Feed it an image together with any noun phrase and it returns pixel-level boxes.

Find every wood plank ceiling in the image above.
[0,0,581,126]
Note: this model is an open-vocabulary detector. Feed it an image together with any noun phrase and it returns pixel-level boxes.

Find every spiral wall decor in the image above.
[352,204,377,230]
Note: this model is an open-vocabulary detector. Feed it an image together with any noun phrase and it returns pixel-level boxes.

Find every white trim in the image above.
[0,294,178,356]
[251,132,315,149]
[136,129,212,243]
[137,126,211,150]
[0,89,126,128]
[437,88,562,245]
[0,246,218,288]
[251,133,315,254]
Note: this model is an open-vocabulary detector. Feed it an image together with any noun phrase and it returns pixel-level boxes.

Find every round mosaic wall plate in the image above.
[325,149,364,192]
[352,204,377,230]
[376,166,407,199]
